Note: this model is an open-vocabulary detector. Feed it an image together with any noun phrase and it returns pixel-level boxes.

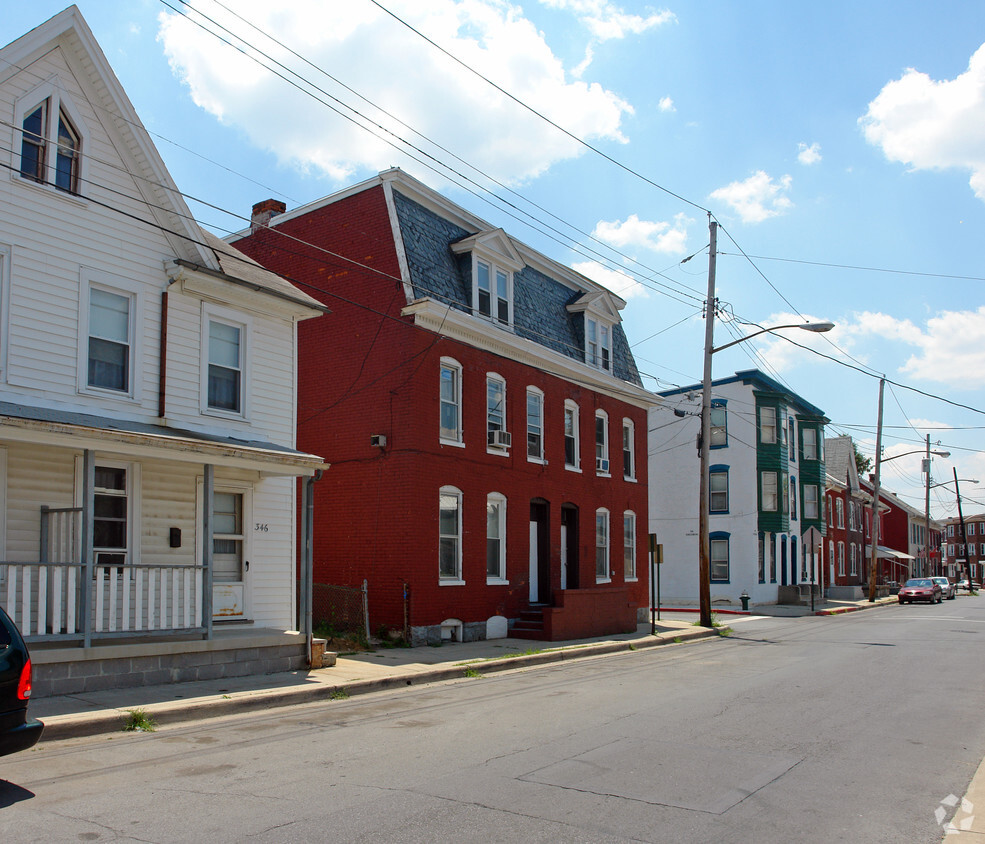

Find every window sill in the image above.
[440,438,466,448]
[486,447,510,457]
[527,456,547,465]
[565,465,583,473]
[595,577,611,584]
[623,476,637,483]
[596,472,611,479]
[486,577,509,586]
[202,407,249,424]
[439,578,466,586]
[625,576,638,583]
[13,173,88,207]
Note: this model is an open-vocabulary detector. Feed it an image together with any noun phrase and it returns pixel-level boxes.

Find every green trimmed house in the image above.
[649,370,828,608]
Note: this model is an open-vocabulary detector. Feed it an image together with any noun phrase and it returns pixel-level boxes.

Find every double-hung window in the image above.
[788,417,796,461]
[526,387,544,461]
[564,400,580,470]
[804,485,819,520]
[803,428,817,460]
[838,542,846,576]
[710,533,729,582]
[475,260,511,325]
[790,477,797,520]
[836,499,844,529]
[622,419,635,480]
[595,410,609,474]
[761,471,778,511]
[486,374,508,451]
[595,508,610,581]
[208,320,243,413]
[87,287,132,394]
[486,493,507,582]
[710,401,727,447]
[439,487,463,582]
[710,467,729,513]
[585,317,612,372]
[760,406,777,444]
[623,512,637,580]
[440,359,462,443]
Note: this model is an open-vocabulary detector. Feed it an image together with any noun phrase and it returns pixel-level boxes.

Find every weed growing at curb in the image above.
[330,689,349,700]
[122,708,156,732]
[463,667,482,678]
[673,637,683,644]
[717,627,732,637]
[628,643,637,651]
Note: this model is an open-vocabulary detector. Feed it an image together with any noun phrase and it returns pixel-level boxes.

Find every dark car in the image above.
[898,578,943,604]
[0,605,43,757]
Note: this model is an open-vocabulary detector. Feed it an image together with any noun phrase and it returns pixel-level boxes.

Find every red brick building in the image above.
[943,514,984,584]
[823,436,867,596]
[231,170,653,644]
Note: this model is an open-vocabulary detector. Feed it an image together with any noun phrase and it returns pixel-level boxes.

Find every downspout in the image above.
[159,289,169,418]
[302,470,323,666]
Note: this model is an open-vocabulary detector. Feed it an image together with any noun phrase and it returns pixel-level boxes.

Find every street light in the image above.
[696,296,834,626]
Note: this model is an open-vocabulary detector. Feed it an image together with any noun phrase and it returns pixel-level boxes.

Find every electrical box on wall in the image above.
[169,527,181,548]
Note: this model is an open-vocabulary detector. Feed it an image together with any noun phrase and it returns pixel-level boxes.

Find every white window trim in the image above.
[564,399,581,472]
[75,457,140,566]
[201,302,252,421]
[439,485,465,585]
[472,256,514,328]
[584,316,613,373]
[77,268,143,402]
[525,386,545,464]
[486,492,508,584]
[803,428,817,460]
[622,418,636,481]
[804,484,819,520]
[760,406,777,444]
[0,245,9,382]
[439,357,463,446]
[761,471,777,512]
[13,79,89,199]
[486,372,509,455]
[595,507,610,583]
[623,510,637,582]
[595,409,610,476]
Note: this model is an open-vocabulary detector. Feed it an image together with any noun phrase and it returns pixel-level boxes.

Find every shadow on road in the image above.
[0,780,36,807]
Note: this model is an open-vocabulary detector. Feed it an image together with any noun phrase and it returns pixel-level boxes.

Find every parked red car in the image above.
[898,578,943,604]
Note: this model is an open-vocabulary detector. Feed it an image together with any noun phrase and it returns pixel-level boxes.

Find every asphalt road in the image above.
[2,599,984,842]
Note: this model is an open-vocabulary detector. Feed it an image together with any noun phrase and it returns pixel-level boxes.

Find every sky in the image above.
[5,0,985,520]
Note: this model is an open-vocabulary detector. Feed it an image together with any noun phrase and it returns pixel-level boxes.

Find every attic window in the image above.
[586,317,612,372]
[17,87,85,195]
[476,260,511,325]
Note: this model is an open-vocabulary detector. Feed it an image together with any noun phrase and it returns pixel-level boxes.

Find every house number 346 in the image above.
[255,523,269,532]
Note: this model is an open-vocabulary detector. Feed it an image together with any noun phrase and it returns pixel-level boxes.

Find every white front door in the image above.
[529,521,539,603]
[200,482,252,620]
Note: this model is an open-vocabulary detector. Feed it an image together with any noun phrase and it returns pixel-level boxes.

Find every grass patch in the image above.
[330,689,349,700]
[122,708,156,733]
[463,667,482,679]
[673,636,683,644]
[717,627,732,637]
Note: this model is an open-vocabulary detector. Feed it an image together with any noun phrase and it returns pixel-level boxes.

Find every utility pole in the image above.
[924,434,932,577]
[697,215,717,629]
[867,377,885,602]
[954,469,973,589]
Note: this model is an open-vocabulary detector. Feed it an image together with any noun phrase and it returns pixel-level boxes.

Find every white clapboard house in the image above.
[0,7,329,696]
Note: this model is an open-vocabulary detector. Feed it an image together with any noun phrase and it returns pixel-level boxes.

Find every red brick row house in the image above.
[822,436,868,597]
[943,515,984,584]
[231,170,654,644]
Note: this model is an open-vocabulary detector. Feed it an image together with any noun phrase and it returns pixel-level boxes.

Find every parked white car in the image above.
[932,577,956,600]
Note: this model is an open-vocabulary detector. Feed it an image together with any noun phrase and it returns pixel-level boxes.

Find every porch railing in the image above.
[0,561,205,643]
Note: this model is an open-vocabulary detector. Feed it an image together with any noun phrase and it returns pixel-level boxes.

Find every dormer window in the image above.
[586,317,612,371]
[451,229,523,330]
[477,260,511,325]
[19,97,83,194]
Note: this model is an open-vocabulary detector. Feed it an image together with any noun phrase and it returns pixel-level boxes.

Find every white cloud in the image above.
[591,212,691,254]
[836,308,985,387]
[539,0,676,40]
[658,96,675,112]
[860,43,985,201]
[709,171,793,223]
[570,260,647,299]
[797,142,821,165]
[157,0,634,187]
[721,312,836,372]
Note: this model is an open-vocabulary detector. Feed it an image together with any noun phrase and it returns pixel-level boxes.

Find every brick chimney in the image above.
[251,199,286,233]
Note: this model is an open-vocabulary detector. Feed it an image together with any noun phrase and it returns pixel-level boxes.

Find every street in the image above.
[3,600,984,842]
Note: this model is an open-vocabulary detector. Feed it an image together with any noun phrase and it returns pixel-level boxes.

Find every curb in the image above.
[38,627,719,743]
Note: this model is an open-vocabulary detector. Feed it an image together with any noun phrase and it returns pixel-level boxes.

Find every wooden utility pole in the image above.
[924,434,932,577]
[954,469,973,589]
[867,378,885,602]
[697,216,717,629]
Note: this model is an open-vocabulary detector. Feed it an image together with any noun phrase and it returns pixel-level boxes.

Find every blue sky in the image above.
[5,1,985,519]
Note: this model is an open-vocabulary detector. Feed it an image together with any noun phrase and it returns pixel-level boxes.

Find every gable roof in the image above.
[824,435,860,490]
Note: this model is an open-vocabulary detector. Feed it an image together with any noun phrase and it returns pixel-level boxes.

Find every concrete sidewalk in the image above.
[31,616,717,742]
[29,595,899,743]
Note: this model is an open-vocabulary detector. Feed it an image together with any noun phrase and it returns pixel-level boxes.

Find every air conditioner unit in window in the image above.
[488,430,512,448]
[596,458,610,473]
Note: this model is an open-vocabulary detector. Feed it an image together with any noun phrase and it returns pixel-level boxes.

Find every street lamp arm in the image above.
[879,448,950,464]
[930,478,979,489]
[711,321,834,355]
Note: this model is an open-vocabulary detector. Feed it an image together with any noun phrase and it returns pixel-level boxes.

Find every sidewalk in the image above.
[30,596,896,743]
[31,615,713,742]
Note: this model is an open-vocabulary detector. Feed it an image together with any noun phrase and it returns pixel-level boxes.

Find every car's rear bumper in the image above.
[0,718,44,757]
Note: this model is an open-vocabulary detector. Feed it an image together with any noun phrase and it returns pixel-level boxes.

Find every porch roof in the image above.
[864,545,916,560]
[0,402,328,476]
